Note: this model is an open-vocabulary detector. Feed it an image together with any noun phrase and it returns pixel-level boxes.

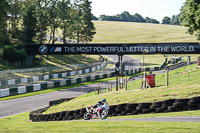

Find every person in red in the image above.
[93,98,107,118]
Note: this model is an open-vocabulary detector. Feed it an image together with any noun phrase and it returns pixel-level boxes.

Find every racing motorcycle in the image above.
[83,103,109,120]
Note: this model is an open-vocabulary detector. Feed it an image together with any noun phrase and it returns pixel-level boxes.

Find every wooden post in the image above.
[125,75,128,91]
[144,72,146,89]
[110,83,112,91]
[166,68,169,87]
[116,76,118,91]
[97,86,100,94]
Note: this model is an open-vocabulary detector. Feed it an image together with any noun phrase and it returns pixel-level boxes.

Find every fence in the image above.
[126,62,200,90]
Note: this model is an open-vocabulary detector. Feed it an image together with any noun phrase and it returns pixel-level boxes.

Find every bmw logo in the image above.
[39,45,48,54]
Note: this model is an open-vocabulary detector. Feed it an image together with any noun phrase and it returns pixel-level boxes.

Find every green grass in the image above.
[0,111,200,133]
[128,54,200,67]
[109,110,200,119]
[92,21,198,43]
[0,54,100,71]
[44,64,200,113]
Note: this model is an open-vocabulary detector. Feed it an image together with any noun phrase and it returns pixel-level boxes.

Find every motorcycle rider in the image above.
[93,98,107,118]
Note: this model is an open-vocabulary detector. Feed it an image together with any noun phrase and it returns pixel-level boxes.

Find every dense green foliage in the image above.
[162,16,171,24]
[3,46,27,62]
[0,0,9,44]
[0,0,96,45]
[99,11,159,24]
[161,15,181,25]
[180,0,200,40]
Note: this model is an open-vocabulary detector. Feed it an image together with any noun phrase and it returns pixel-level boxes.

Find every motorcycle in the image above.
[83,103,109,120]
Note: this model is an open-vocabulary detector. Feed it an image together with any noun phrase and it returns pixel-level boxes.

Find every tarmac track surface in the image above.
[81,116,200,122]
[0,55,140,118]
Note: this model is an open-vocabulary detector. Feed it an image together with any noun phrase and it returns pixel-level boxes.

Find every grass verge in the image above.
[0,111,200,133]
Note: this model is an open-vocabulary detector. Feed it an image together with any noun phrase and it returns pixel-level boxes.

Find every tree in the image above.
[35,0,51,44]
[0,0,9,44]
[180,0,200,40]
[48,0,59,44]
[7,0,23,39]
[80,0,96,43]
[134,13,145,23]
[21,0,37,43]
[58,0,71,44]
[145,17,160,24]
[92,14,98,20]
[162,16,171,24]
[170,15,181,25]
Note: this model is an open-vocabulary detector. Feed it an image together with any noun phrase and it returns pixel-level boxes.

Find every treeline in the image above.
[94,11,160,24]
[0,0,96,45]
[162,15,181,25]
[92,11,181,26]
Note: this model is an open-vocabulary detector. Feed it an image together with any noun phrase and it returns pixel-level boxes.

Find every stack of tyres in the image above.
[136,103,151,114]
[150,102,163,113]
[168,99,189,112]
[67,111,75,120]
[126,103,138,115]
[156,99,176,113]
[109,105,117,116]
[116,104,127,116]
[188,96,200,110]
[74,110,81,120]
[79,108,86,118]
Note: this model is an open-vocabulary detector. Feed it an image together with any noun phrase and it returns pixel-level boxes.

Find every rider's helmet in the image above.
[102,98,106,103]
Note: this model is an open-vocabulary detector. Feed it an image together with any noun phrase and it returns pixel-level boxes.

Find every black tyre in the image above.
[162,104,170,109]
[68,116,75,120]
[155,108,165,113]
[126,103,138,108]
[83,112,90,120]
[117,103,127,108]
[111,113,117,116]
[116,108,124,112]
[189,96,200,103]
[138,103,151,107]
[175,99,189,103]
[132,110,139,115]
[150,105,161,110]
[188,101,199,106]
[173,102,186,107]
[121,111,127,115]
[152,102,163,106]
[163,99,175,105]
[142,109,151,114]
[136,106,149,110]
[168,106,179,112]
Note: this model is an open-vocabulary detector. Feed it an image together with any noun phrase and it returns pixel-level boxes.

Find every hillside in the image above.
[92,21,198,43]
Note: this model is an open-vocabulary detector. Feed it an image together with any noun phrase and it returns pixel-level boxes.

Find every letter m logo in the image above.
[55,47,62,52]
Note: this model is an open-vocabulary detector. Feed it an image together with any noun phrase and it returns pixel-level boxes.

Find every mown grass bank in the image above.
[92,21,198,43]
[0,112,200,133]
[44,64,200,113]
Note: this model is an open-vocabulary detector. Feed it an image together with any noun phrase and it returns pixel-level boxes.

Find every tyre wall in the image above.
[30,96,200,122]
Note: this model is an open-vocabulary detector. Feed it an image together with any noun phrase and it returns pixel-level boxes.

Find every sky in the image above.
[90,0,186,22]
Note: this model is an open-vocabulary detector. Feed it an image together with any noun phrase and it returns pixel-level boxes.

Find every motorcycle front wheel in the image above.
[101,110,108,120]
[83,112,90,120]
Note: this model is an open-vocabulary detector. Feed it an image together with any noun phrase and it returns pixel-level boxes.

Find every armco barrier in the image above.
[1,66,166,98]
[29,96,200,122]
